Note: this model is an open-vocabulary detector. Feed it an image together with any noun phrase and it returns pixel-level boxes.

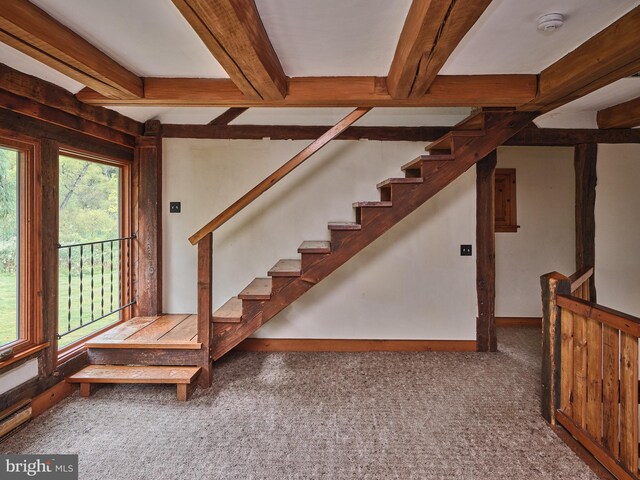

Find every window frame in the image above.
[56,147,133,362]
[0,136,44,359]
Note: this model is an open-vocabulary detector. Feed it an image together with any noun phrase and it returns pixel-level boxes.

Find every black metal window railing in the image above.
[57,235,136,339]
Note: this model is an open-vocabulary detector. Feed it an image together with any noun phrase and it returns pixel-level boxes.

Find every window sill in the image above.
[0,343,50,370]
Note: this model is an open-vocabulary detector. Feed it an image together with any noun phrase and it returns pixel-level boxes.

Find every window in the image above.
[0,138,41,358]
[495,168,518,233]
[57,152,132,351]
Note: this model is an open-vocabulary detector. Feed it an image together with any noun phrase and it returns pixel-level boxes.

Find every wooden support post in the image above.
[574,143,597,302]
[135,120,162,316]
[197,233,213,389]
[540,272,571,423]
[41,139,59,375]
[476,150,497,352]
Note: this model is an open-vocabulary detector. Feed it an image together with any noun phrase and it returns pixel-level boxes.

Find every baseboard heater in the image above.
[0,399,32,440]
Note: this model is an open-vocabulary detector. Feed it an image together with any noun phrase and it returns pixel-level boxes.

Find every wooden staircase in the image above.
[66,109,535,399]
[207,109,535,360]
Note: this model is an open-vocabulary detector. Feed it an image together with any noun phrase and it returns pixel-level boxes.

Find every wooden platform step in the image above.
[401,154,455,172]
[268,259,301,277]
[352,201,392,208]
[67,365,201,401]
[213,297,243,323]
[328,222,361,231]
[238,277,272,300]
[298,241,331,254]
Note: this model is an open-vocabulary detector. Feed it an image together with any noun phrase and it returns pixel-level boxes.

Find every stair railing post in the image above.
[540,271,571,424]
[197,232,213,388]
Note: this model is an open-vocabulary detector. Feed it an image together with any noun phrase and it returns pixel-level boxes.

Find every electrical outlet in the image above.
[460,244,472,256]
[169,202,181,213]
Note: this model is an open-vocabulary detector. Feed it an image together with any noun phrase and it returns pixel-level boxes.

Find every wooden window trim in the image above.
[55,148,133,362]
[0,135,44,358]
[495,168,519,233]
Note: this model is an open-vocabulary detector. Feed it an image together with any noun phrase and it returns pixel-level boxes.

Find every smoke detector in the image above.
[537,13,564,32]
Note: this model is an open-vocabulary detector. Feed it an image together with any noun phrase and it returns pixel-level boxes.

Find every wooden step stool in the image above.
[67,365,201,401]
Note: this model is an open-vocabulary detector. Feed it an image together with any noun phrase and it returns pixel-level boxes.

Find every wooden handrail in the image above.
[189,107,371,245]
[569,266,594,292]
[557,294,640,337]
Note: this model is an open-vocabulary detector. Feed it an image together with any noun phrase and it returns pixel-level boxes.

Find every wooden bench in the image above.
[67,365,201,401]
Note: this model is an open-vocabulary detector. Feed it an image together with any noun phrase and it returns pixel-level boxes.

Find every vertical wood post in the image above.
[135,120,162,316]
[476,150,497,352]
[197,233,212,388]
[41,139,59,375]
[540,272,571,423]
[575,143,597,302]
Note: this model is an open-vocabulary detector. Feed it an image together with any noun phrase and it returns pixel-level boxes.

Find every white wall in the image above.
[495,146,575,317]
[0,359,38,395]
[595,144,640,317]
[163,139,477,340]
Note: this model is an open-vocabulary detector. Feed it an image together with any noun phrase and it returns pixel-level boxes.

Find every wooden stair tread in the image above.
[238,278,272,300]
[352,201,392,208]
[328,222,361,231]
[401,154,455,171]
[67,365,201,384]
[212,297,242,323]
[376,177,423,189]
[298,241,331,254]
[268,259,301,277]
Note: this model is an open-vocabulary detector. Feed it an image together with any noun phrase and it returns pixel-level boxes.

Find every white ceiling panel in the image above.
[442,0,640,74]
[0,42,84,93]
[29,0,228,78]
[255,0,412,76]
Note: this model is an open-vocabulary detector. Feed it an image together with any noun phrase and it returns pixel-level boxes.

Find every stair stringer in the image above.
[211,111,537,360]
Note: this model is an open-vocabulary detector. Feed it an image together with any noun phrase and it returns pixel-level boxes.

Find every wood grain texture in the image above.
[597,96,640,129]
[67,365,200,384]
[619,332,638,472]
[189,107,370,244]
[407,0,492,97]
[476,150,496,352]
[572,310,588,429]
[0,1,142,99]
[585,315,603,441]
[560,308,574,415]
[233,338,477,352]
[31,380,74,418]
[171,0,286,100]
[540,272,571,424]
[521,6,640,112]
[556,410,636,480]
[557,295,640,337]
[196,234,212,388]
[76,75,537,107]
[601,324,619,458]
[136,133,162,316]
[574,144,597,302]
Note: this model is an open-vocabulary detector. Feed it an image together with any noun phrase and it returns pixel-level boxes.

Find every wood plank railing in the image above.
[542,267,640,480]
[190,108,371,383]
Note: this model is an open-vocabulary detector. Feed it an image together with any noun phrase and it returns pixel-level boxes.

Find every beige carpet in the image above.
[1,328,598,479]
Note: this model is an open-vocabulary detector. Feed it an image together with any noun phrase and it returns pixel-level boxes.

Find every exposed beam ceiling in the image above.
[387,0,491,99]
[171,0,287,100]
[597,96,640,129]
[76,75,536,107]
[209,107,248,126]
[0,0,142,99]
[521,6,640,113]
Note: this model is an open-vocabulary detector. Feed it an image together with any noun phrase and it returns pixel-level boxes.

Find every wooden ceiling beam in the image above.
[597,96,640,129]
[76,74,536,107]
[0,0,142,99]
[172,0,287,101]
[521,6,640,113]
[388,0,492,99]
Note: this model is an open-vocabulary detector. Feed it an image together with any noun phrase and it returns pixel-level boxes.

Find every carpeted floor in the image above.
[1,328,598,479]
